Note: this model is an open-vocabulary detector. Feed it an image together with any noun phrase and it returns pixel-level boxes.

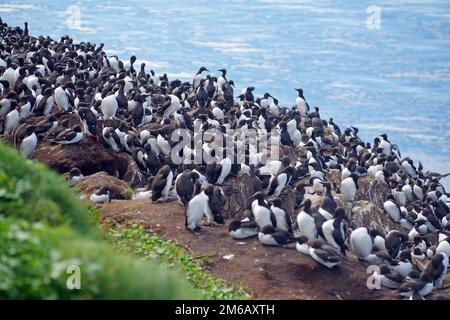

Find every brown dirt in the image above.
[98,199,402,300]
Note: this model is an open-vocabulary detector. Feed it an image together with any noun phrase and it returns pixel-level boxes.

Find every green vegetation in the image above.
[120,187,134,200]
[0,141,247,299]
[107,223,249,300]
[0,144,94,234]
[0,142,200,299]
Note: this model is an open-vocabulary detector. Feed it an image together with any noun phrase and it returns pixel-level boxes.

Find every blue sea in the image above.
[1,0,449,188]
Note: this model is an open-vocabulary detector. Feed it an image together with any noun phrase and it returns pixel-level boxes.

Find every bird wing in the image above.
[332,222,347,254]
[270,211,278,229]
[272,230,290,245]
[282,210,293,234]
[55,129,76,141]
[152,175,168,192]
[314,247,340,262]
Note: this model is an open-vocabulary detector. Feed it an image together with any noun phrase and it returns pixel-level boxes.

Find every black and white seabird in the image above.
[319,182,337,218]
[19,125,37,158]
[383,195,401,223]
[308,239,341,269]
[350,227,373,261]
[294,183,306,209]
[175,170,199,206]
[151,165,174,202]
[229,219,259,239]
[207,186,226,225]
[385,230,408,259]
[258,225,295,246]
[340,173,359,202]
[54,124,83,145]
[90,186,111,203]
[295,88,309,116]
[193,66,208,89]
[251,191,277,229]
[78,106,97,136]
[271,198,293,234]
[373,265,404,289]
[100,93,119,120]
[296,199,317,240]
[102,127,121,152]
[68,167,84,187]
[393,250,414,277]
[185,180,208,232]
[398,271,434,299]
[269,164,295,196]
[425,252,448,289]
[322,207,348,256]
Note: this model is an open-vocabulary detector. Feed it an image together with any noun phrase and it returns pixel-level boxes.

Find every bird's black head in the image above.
[70,167,82,176]
[272,198,282,207]
[386,194,395,202]
[199,66,208,74]
[228,219,241,232]
[299,198,312,210]
[251,191,265,202]
[204,185,215,197]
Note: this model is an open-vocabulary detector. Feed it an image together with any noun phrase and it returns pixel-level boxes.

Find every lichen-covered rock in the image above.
[349,200,397,234]
[221,173,256,218]
[280,145,298,163]
[326,170,342,193]
[355,176,390,207]
[75,171,132,200]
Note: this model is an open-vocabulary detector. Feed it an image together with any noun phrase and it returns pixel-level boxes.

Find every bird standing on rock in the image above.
[340,173,359,202]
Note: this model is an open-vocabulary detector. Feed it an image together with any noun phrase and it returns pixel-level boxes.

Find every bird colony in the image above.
[1,21,450,300]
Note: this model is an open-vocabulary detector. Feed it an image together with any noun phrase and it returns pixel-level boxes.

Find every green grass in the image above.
[0,216,200,299]
[0,144,95,234]
[106,222,250,300]
[0,141,201,299]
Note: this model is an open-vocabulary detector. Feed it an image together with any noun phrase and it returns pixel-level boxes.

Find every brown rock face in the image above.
[34,137,127,176]
[326,170,342,193]
[355,176,390,207]
[75,171,131,200]
[33,137,147,188]
[220,172,256,218]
